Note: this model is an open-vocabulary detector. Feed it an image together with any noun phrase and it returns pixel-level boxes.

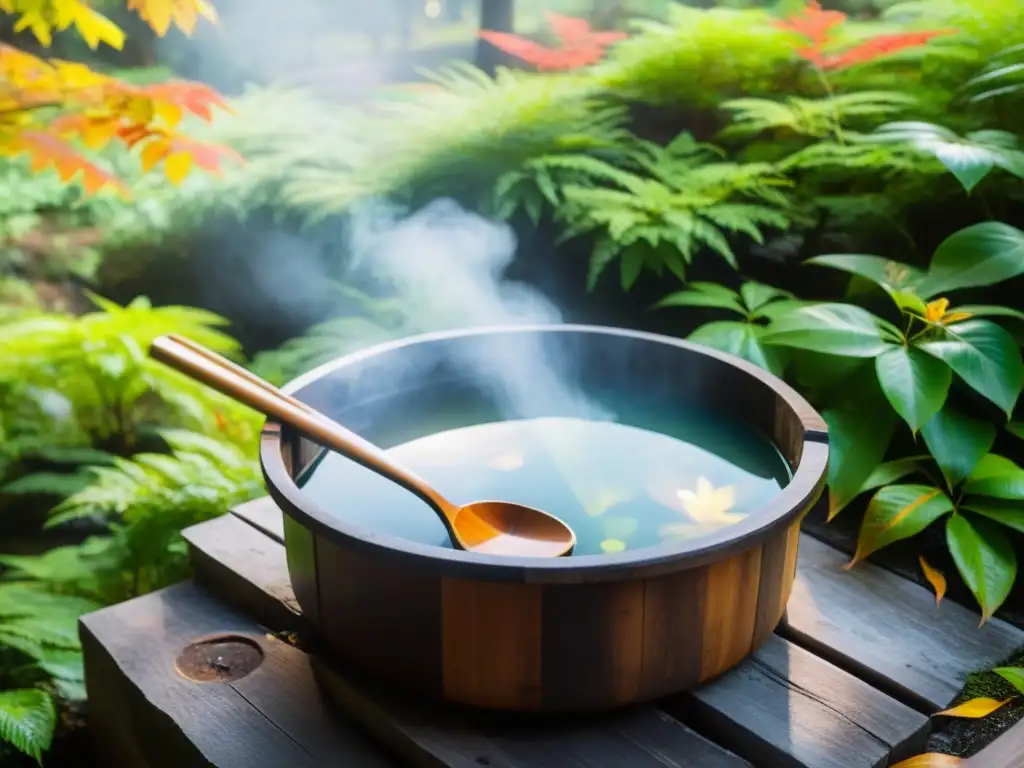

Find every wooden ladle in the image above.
[149,334,576,558]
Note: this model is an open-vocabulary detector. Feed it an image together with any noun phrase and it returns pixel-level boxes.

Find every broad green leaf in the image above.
[964,454,1024,500]
[0,688,55,762]
[946,514,1017,624]
[919,222,1024,297]
[852,485,953,563]
[652,290,745,315]
[920,405,997,487]
[1009,422,1024,441]
[806,254,925,297]
[35,649,84,682]
[761,303,900,357]
[962,500,1024,534]
[750,298,811,322]
[935,697,1011,718]
[993,667,1024,695]
[875,347,951,433]
[918,320,1024,416]
[740,281,792,313]
[688,322,787,376]
[858,457,927,494]
[824,389,897,519]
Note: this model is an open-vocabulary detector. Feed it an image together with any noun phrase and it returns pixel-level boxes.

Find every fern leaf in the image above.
[587,238,622,291]
[0,689,55,763]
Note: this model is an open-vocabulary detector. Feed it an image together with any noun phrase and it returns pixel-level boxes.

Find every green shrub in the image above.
[657,221,1024,621]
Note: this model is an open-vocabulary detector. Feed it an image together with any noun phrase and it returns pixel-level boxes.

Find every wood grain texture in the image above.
[785,534,1024,711]
[79,580,394,768]
[700,545,762,680]
[670,635,930,768]
[441,578,543,710]
[184,513,301,632]
[175,517,753,767]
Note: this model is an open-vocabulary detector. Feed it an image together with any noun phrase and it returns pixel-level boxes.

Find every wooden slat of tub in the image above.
[79,580,396,768]
[184,512,934,768]
[185,514,750,767]
[232,498,1024,714]
[783,535,1024,712]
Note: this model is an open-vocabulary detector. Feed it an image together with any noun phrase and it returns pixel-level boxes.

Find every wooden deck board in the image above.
[671,636,927,768]
[183,510,937,768]
[79,581,394,768]
[783,535,1024,711]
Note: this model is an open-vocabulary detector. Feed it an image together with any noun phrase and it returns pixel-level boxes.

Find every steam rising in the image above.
[348,198,610,424]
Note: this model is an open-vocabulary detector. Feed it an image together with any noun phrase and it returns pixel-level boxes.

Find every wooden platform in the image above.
[80,497,1024,768]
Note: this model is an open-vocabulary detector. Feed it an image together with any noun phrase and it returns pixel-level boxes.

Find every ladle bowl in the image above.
[261,325,829,713]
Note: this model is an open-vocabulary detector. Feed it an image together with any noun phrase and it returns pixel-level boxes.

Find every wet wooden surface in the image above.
[79,498,1024,768]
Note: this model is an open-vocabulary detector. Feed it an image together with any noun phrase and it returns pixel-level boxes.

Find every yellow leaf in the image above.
[164,151,193,184]
[925,298,949,324]
[934,697,1011,718]
[600,539,626,553]
[890,754,962,767]
[919,556,946,607]
[154,101,183,128]
[76,8,126,51]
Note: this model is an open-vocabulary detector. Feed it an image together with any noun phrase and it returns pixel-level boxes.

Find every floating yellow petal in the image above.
[600,538,626,553]
[919,556,946,607]
[676,476,741,525]
[934,697,1011,719]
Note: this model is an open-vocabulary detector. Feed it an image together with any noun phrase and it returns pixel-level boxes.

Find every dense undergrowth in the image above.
[2,0,1024,764]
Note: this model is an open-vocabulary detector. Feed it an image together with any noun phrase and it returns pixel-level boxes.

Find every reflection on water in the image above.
[298,395,790,556]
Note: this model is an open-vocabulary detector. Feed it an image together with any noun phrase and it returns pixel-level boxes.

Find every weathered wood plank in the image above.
[965,717,1024,768]
[80,580,395,768]
[185,515,753,767]
[232,496,285,541]
[669,635,928,768]
[185,512,937,768]
[784,535,1024,712]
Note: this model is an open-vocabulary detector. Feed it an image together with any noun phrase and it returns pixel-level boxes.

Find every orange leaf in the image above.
[890,754,962,767]
[9,131,129,197]
[919,556,946,606]
[934,697,1011,719]
[140,138,171,172]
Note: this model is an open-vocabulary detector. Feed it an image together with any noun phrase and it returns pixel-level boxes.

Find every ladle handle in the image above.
[148,335,456,523]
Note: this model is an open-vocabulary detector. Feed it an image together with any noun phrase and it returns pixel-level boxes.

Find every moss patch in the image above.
[924,646,1024,758]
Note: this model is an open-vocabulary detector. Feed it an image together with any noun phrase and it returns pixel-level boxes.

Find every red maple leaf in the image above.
[478,12,627,71]
[771,0,846,51]
[12,131,129,195]
[816,30,957,70]
[774,1,955,71]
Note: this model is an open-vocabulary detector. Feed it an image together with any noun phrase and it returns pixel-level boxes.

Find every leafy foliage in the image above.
[755,222,1022,620]
[276,63,631,223]
[1,429,262,602]
[498,133,794,290]
[0,0,236,196]
[860,122,1024,192]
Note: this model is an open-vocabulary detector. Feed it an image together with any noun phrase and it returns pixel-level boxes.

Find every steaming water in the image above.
[296,388,790,556]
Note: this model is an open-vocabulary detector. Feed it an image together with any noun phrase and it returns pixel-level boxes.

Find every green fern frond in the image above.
[555,133,792,289]
[268,63,630,221]
[718,92,917,141]
[597,6,801,107]
[0,689,55,763]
